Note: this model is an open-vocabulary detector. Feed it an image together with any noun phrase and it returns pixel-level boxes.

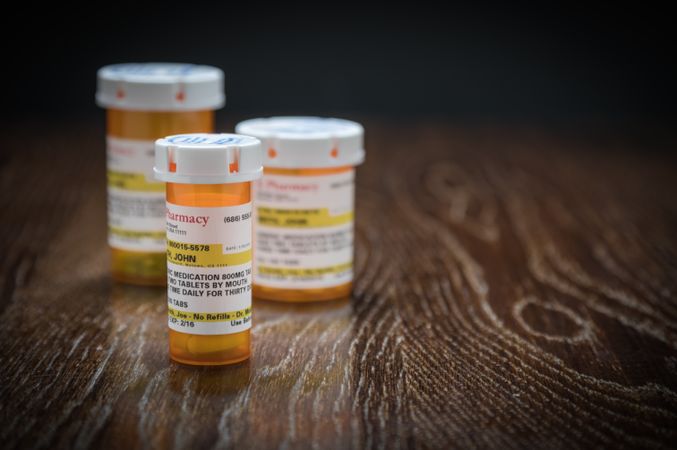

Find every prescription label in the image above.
[107,137,165,252]
[254,169,354,289]
[166,202,252,335]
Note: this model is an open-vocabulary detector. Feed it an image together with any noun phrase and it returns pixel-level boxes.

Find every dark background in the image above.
[5,3,676,123]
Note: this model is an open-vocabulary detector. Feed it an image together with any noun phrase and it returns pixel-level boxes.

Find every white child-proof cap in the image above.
[154,134,263,184]
[96,63,225,111]
[235,117,365,168]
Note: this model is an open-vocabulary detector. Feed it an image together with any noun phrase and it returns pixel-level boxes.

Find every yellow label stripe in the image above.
[109,227,165,240]
[108,170,164,192]
[168,306,251,322]
[257,208,353,228]
[167,240,251,267]
[258,262,352,277]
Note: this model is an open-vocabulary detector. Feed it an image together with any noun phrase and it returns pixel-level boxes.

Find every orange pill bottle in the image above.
[154,133,263,365]
[235,117,365,302]
[96,63,224,285]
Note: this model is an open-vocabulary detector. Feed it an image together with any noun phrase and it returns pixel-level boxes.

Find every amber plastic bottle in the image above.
[97,63,224,286]
[236,117,365,302]
[155,133,262,365]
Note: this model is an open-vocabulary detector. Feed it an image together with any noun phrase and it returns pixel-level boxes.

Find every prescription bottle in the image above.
[235,117,365,302]
[154,133,263,365]
[96,63,224,286]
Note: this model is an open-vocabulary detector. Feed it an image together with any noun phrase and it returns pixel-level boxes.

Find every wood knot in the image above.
[513,297,594,343]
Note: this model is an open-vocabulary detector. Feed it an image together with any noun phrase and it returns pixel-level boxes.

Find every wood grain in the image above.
[0,118,676,449]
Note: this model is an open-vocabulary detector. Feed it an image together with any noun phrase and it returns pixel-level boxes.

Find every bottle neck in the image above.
[263,166,353,176]
[106,109,214,140]
[166,182,251,207]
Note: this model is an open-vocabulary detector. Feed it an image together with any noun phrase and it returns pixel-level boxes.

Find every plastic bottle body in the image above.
[253,165,355,302]
[166,181,251,365]
[107,109,213,286]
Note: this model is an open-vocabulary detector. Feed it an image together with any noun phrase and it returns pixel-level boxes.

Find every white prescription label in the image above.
[166,202,253,335]
[107,136,165,252]
[253,169,355,289]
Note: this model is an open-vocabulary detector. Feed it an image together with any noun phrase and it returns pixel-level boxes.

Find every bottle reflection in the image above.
[109,284,355,447]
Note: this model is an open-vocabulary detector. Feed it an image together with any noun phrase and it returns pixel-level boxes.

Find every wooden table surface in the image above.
[1,118,676,449]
